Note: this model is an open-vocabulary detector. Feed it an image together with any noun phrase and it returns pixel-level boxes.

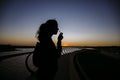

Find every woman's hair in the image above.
[36,19,58,41]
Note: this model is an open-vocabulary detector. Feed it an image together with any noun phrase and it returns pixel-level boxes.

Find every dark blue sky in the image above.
[0,0,120,46]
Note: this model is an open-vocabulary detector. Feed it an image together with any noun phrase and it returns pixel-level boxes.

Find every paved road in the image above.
[0,48,80,80]
[0,54,30,80]
[54,52,80,80]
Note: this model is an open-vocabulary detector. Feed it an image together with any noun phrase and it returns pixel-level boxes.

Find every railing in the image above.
[0,47,80,61]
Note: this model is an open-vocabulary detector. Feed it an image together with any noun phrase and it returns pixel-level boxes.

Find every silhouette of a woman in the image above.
[33,19,63,80]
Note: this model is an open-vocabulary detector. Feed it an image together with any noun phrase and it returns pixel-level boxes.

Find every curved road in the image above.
[55,52,80,80]
[0,47,81,80]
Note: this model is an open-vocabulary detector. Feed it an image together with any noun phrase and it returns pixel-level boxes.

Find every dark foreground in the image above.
[0,47,80,80]
[0,47,120,80]
[74,49,120,80]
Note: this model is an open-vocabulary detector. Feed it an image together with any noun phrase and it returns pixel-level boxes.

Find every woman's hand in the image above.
[57,32,63,56]
[58,32,63,41]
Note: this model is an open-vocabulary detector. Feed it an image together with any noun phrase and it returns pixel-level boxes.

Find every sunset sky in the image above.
[0,0,120,46]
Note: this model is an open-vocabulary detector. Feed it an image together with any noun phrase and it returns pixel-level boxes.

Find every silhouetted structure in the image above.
[32,19,63,80]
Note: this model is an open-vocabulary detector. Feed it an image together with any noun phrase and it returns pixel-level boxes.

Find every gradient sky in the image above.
[0,0,120,46]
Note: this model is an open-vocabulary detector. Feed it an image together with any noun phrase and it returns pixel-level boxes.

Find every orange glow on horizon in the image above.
[61,41,120,46]
[0,38,120,46]
[62,42,72,46]
[0,38,37,46]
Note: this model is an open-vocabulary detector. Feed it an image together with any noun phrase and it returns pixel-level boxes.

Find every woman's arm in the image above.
[57,32,63,57]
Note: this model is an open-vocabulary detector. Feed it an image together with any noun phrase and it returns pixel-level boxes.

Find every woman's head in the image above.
[46,19,58,34]
[37,19,59,40]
